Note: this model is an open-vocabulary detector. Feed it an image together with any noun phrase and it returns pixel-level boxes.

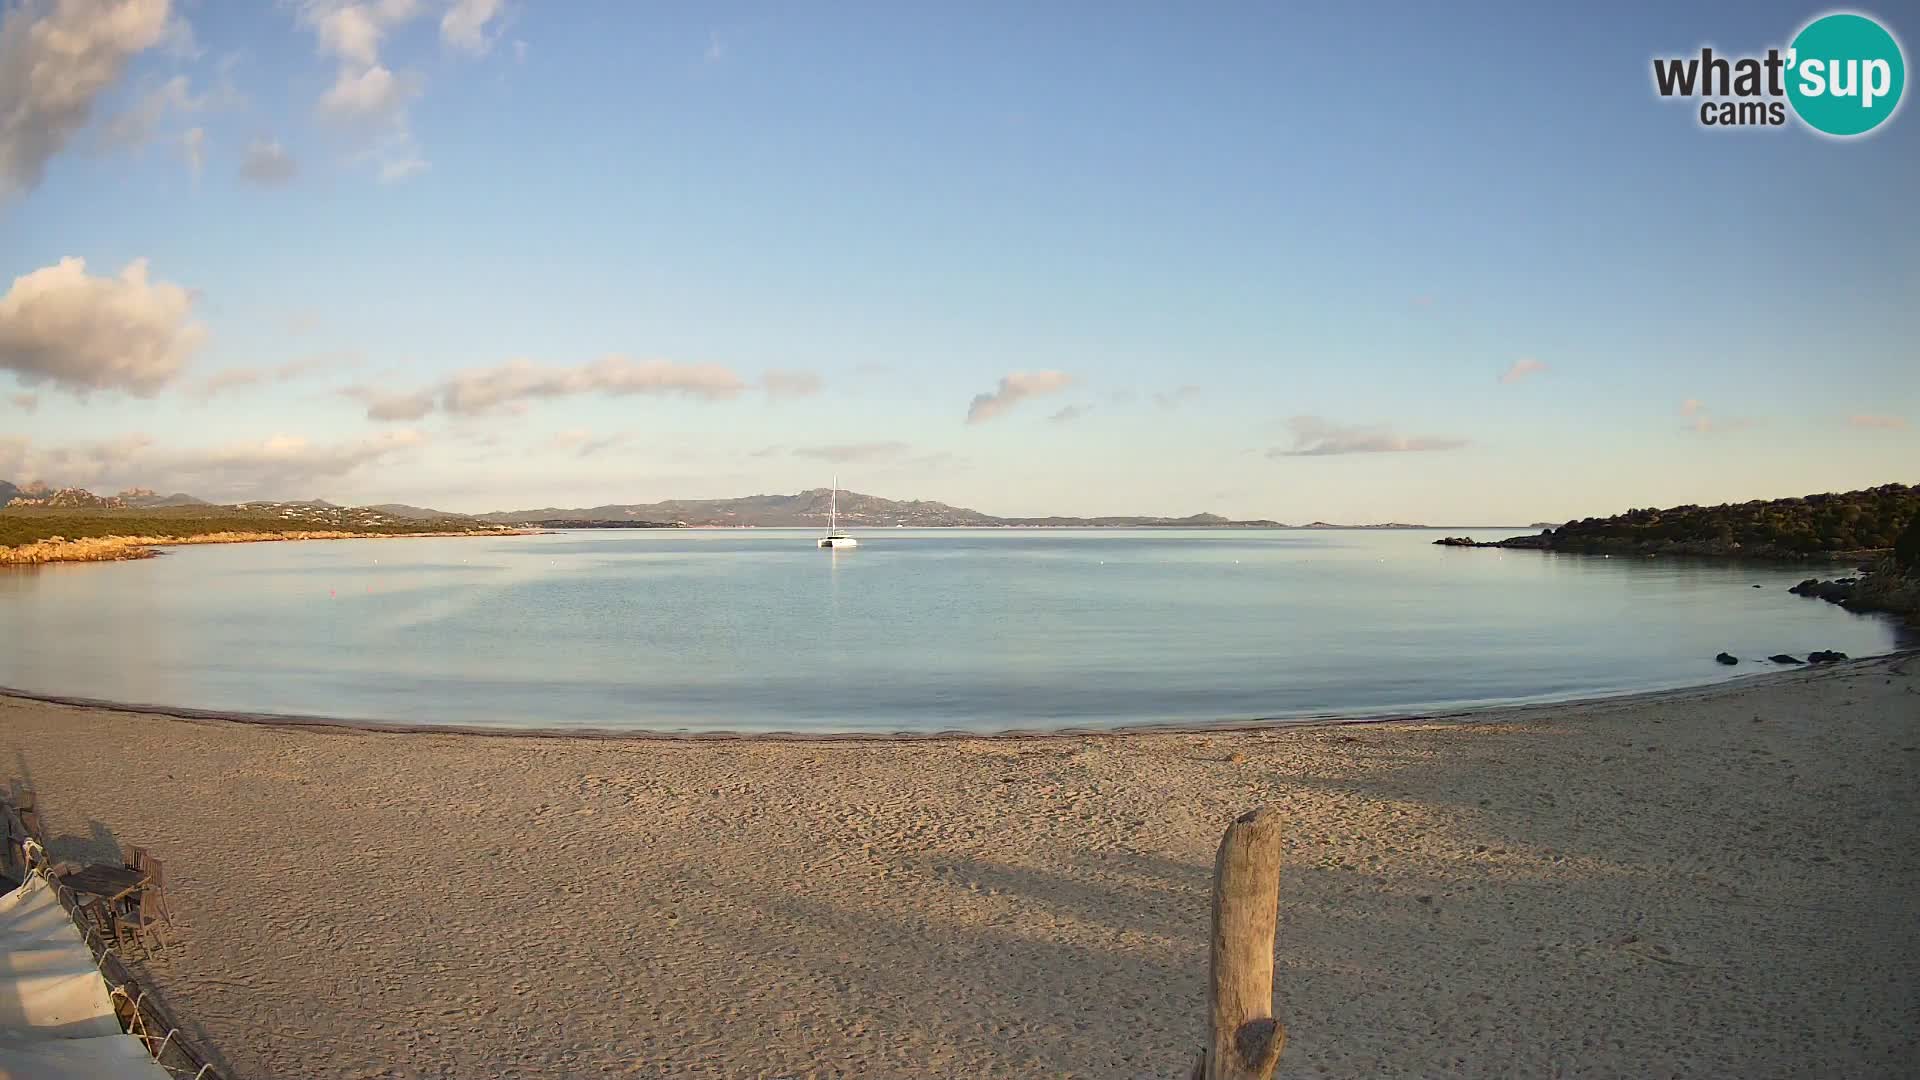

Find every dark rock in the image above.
[1433,536,1477,547]
[1789,578,1859,604]
[1807,650,1849,663]
[1768,654,1804,664]
[1751,584,1763,588]
[1715,652,1739,665]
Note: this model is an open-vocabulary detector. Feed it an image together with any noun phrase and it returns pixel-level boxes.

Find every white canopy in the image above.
[0,875,170,1080]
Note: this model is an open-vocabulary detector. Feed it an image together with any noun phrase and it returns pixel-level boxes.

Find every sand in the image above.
[3,657,1917,1079]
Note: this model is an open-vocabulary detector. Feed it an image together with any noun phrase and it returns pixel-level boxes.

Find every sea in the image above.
[0,528,1903,734]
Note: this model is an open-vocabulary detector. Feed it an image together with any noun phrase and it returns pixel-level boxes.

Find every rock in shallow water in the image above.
[1807,650,1850,664]
[1769,654,1804,664]
[1716,652,1739,665]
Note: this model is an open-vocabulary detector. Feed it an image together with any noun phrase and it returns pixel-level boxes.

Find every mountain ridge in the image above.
[472,489,1285,527]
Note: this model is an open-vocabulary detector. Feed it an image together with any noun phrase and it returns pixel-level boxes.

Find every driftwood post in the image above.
[1191,807,1285,1080]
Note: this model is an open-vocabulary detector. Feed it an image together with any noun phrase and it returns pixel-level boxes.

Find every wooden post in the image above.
[1191,807,1285,1080]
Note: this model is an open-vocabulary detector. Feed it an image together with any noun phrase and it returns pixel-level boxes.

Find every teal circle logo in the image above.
[1787,13,1905,136]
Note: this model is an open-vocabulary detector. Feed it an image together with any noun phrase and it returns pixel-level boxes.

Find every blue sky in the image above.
[1,1,1914,521]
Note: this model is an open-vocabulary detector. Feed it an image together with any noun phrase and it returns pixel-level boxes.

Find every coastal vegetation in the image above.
[0,502,517,565]
[1435,484,1920,622]
[1440,484,1918,559]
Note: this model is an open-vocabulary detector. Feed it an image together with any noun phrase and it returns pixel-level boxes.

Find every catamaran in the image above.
[817,477,858,549]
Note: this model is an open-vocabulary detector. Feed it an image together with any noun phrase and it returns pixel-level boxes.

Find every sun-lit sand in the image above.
[4,655,1916,1078]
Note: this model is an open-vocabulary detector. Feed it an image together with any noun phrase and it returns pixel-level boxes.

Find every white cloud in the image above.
[793,441,912,464]
[761,369,823,399]
[1845,414,1905,430]
[965,370,1075,424]
[705,31,725,63]
[512,39,527,63]
[318,63,417,120]
[342,384,436,421]
[299,0,417,67]
[1497,358,1548,384]
[1680,398,1703,417]
[441,357,745,415]
[189,352,358,399]
[95,74,202,148]
[350,356,748,421]
[1048,404,1090,424]
[172,429,429,497]
[8,392,36,412]
[5,428,431,500]
[545,427,628,457]
[441,0,504,55]
[0,257,203,396]
[0,433,156,488]
[240,138,297,184]
[1269,415,1468,457]
[294,1,431,176]
[0,0,173,201]
[378,154,427,182]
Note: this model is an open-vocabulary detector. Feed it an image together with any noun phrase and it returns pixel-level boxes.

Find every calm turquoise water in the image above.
[0,529,1903,733]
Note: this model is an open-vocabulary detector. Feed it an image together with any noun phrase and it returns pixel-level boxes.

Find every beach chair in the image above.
[126,847,175,928]
[110,878,170,957]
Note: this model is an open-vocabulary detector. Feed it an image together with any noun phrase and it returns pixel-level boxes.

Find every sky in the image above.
[0,0,1915,522]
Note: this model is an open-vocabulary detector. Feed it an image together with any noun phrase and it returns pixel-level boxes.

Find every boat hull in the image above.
[817,536,859,549]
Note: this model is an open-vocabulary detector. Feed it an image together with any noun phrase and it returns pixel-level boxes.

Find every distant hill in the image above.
[6,487,128,509]
[117,489,209,508]
[0,480,16,507]
[365,503,472,521]
[475,489,1284,528]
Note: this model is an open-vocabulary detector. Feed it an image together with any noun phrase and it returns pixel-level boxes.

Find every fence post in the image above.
[1191,807,1284,1080]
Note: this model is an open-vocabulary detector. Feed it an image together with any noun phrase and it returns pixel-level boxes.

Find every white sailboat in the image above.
[817,476,858,549]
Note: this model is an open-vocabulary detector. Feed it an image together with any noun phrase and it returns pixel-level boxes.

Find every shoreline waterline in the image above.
[3,649,1903,743]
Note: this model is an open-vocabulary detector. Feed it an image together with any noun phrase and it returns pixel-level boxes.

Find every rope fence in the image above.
[4,792,226,1080]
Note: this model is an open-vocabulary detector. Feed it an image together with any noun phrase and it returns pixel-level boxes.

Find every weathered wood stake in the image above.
[1191,807,1285,1080]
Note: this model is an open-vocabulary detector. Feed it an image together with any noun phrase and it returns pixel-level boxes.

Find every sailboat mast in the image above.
[830,475,837,534]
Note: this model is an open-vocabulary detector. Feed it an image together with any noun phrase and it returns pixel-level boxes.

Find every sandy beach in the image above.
[4,657,1916,1078]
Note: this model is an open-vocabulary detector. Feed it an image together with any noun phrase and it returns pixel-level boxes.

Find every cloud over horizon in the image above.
[1846,414,1906,430]
[965,370,1075,424]
[761,370,824,400]
[0,256,205,396]
[1,428,430,499]
[1269,415,1469,457]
